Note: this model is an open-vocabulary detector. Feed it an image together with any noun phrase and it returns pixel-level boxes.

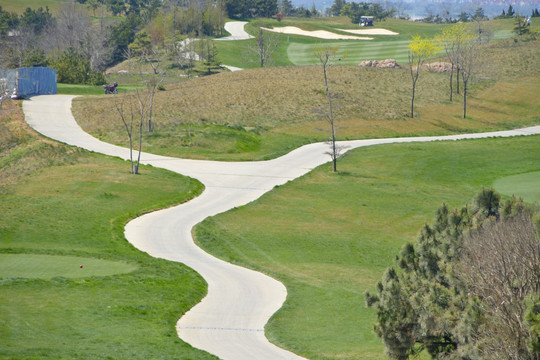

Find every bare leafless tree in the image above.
[114,99,138,174]
[114,84,161,174]
[458,210,540,360]
[139,49,165,132]
[457,36,480,119]
[247,28,280,68]
[7,28,36,68]
[44,3,111,71]
[314,45,342,172]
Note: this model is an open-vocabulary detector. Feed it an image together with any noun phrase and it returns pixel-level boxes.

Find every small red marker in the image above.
[80,265,83,268]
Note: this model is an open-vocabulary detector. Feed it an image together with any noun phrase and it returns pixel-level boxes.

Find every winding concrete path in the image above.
[216,21,253,72]
[23,95,540,359]
[217,21,254,41]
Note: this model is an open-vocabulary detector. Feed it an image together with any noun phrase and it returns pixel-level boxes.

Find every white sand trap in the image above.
[261,26,372,40]
[338,28,399,35]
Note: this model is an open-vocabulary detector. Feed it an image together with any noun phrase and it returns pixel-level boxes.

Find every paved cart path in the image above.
[23,95,540,359]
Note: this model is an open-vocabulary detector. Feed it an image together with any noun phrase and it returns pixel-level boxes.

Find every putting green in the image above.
[493,171,540,204]
[0,254,137,279]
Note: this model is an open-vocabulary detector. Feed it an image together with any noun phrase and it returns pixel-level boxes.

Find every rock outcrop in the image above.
[359,59,401,68]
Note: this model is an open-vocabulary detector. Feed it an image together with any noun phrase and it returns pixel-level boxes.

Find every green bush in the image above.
[48,48,105,85]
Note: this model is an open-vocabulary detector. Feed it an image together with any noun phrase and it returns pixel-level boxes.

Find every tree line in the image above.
[330,0,395,23]
[0,0,229,84]
[366,188,540,359]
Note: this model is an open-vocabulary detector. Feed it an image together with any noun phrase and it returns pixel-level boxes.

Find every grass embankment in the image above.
[74,36,540,161]
[194,135,540,360]
[0,100,215,359]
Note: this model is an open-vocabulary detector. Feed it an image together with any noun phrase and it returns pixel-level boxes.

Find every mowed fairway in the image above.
[287,39,411,65]
[194,135,540,359]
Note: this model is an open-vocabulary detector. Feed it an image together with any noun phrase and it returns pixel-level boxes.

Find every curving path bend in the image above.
[216,21,254,41]
[23,95,540,359]
[216,21,253,72]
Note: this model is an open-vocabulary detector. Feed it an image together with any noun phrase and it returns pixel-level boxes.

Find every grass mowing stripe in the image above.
[288,40,415,65]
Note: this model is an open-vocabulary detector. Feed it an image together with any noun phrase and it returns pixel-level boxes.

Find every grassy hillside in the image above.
[194,134,540,360]
[74,36,540,161]
[1,0,75,14]
[0,100,215,359]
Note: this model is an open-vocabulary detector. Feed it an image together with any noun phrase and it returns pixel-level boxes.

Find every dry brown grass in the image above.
[72,38,540,160]
[0,100,85,190]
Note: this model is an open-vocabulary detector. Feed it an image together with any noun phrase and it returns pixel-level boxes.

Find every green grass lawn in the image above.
[494,171,540,203]
[0,254,137,279]
[0,101,216,360]
[57,83,144,95]
[0,0,73,14]
[194,135,540,360]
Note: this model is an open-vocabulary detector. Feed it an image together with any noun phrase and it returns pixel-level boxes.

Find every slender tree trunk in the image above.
[147,87,155,132]
[327,90,337,172]
[128,135,134,174]
[137,112,143,174]
[456,67,460,94]
[323,55,337,172]
[449,64,454,101]
[463,81,467,119]
[411,79,416,118]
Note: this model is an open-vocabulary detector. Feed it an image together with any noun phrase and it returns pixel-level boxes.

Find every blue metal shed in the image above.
[17,67,57,97]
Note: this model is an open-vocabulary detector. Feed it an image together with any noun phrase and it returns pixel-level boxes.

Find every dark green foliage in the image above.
[0,6,19,36]
[225,0,277,18]
[472,187,500,219]
[19,6,54,34]
[107,14,141,64]
[339,1,395,24]
[458,11,469,22]
[0,6,53,36]
[508,4,515,17]
[107,0,128,16]
[366,188,538,359]
[527,298,540,355]
[330,0,346,16]
[49,48,105,85]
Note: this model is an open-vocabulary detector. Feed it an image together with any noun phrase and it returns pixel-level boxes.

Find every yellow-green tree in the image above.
[408,36,438,118]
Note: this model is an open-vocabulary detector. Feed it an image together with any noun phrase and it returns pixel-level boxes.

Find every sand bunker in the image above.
[261,26,373,40]
[338,28,399,35]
